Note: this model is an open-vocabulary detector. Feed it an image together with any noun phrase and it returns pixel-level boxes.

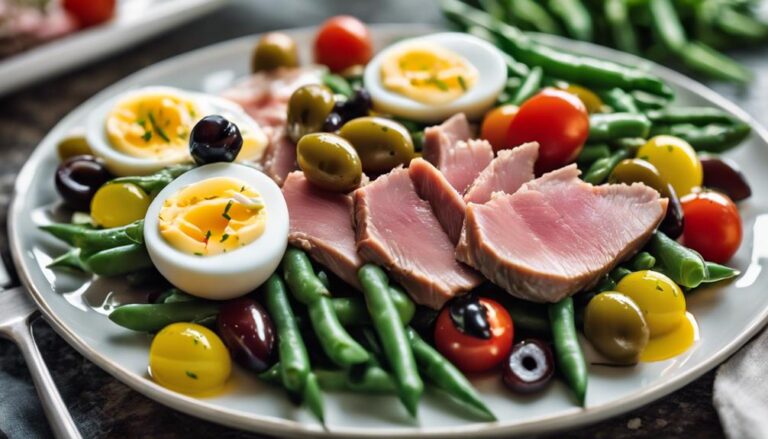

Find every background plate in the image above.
[8,24,768,437]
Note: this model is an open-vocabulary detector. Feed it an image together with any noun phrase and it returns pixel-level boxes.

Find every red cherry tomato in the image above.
[481,105,519,152]
[505,88,589,174]
[434,298,514,373]
[63,0,116,27]
[314,16,373,72]
[681,191,742,263]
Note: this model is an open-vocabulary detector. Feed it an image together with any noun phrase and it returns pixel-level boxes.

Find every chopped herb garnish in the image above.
[205,230,212,242]
[137,119,146,127]
[148,112,171,142]
[240,185,246,193]
[222,200,233,220]
[429,77,449,91]
[220,234,230,243]
[194,252,203,256]
[204,196,217,200]
[186,371,198,379]
[458,76,467,91]
[142,131,152,142]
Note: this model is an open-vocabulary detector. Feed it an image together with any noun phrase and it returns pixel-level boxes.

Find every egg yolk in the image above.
[158,177,267,256]
[105,91,200,161]
[381,42,478,105]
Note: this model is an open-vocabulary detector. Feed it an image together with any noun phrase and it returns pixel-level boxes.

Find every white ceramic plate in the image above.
[0,0,225,96]
[8,24,768,437]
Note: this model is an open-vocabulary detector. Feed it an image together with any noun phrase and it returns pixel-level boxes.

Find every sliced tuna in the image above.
[282,172,362,288]
[355,168,482,309]
[422,113,471,166]
[464,142,539,204]
[408,158,466,245]
[457,165,667,303]
[261,127,297,186]
[440,139,495,194]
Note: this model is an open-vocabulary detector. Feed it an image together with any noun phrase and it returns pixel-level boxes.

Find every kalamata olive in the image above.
[584,292,650,364]
[337,88,372,120]
[449,293,491,339]
[609,159,670,197]
[297,132,362,192]
[287,84,335,143]
[338,117,414,173]
[322,112,345,133]
[700,155,751,201]
[57,128,92,160]
[189,115,243,165]
[659,185,685,239]
[54,155,112,211]
[217,298,275,372]
[502,339,554,394]
[251,32,299,72]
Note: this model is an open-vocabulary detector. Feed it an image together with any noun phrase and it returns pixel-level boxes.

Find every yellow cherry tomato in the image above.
[90,182,150,228]
[636,135,702,197]
[615,270,686,337]
[562,84,603,114]
[149,323,231,395]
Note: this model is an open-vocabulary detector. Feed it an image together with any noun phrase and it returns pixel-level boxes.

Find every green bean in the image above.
[282,249,368,367]
[478,0,506,21]
[511,66,543,106]
[322,73,353,98]
[502,298,550,334]
[577,144,611,167]
[593,274,617,293]
[303,373,325,423]
[466,26,531,77]
[649,0,688,52]
[679,42,751,83]
[583,148,631,184]
[108,301,220,332]
[110,164,193,196]
[264,274,310,394]
[589,113,651,142]
[702,262,740,283]
[645,107,737,126]
[631,90,669,111]
[83,243,153,276]
[610,137,646,153]
[715,7,768,41]
[41,220,144,254]
[47,248,86,271]
[610,266,632,282]
[333,286,415,327]
[629,251,657,271]
[598,88,639,113]
[548,0,593,41]
[508,0,562,34]
[315,366,397,394]
[406,328,496,421]
[163,289,198,304]
[258,362,281,385]
[649,122,751,152]
[648,231,707,288]
[548,297,587,405]
[358,265,423,417]
[440,0,673,96]
[604,0,640,54]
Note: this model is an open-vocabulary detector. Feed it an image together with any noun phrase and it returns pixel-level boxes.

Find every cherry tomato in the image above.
[90,182,150,228]
[637,135,702,197]
[63,0,116,27]
[434,297,514,373]
[314,16,373,72]
[681,191,742,263]
[506,89,589,174]
[480,105,518,152]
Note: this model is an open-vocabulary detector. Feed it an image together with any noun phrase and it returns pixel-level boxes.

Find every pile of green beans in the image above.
[43,220,153,277]
[109,164,193,196]
[464,0,767,83]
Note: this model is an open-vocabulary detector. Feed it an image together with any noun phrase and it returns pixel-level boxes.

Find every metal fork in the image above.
[0,260,82,439]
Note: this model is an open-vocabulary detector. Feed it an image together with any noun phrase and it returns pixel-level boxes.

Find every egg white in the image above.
[86,86,267,176]
[143,163,289,300]
[364,32,508,123]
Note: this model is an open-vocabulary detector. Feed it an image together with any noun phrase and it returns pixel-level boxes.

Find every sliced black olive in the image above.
[189,115,243,165]
[502,338,554,394]
[54,155,112,211]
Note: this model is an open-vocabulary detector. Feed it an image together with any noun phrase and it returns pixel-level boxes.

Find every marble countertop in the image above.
[0,1,766,437]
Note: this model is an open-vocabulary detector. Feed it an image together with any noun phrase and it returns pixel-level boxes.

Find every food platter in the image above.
[9,24,768,437]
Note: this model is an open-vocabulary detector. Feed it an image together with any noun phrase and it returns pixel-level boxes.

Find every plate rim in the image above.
[8,23,768,437]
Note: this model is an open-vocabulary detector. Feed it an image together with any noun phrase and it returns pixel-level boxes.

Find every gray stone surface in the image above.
[1,0,766,437]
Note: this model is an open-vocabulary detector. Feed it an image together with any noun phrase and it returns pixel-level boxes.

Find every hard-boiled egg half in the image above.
[364,32,507,123]
[143,162,289,300]
[86,86,268,176]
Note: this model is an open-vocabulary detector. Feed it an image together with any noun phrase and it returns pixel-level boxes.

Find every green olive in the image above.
[57,128,92,161]
[584,292,650,364]
[608,158,671,197]
[287,84,335,143]
[338,117,414,174]
[297,133,362,192]
[251,32,299,72]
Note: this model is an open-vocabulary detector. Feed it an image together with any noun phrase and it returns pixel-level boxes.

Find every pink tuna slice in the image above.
[408,158,467,245]
[464,142,539,204]
[355,168,482,309]
[423,113,472,166]
[260,127,297,186]
[456,165,668,303]
[282,172,362,288]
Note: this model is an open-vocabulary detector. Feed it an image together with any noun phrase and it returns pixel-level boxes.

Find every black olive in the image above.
[449,293,491,339]
[344,88,372,118]
[322,112,345,133]
[700,155,751,202]
[54,155,112,211]
[217,298,276,372]
[189,115,243,165]
[659,184,685,239]
[503,339,554,394]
